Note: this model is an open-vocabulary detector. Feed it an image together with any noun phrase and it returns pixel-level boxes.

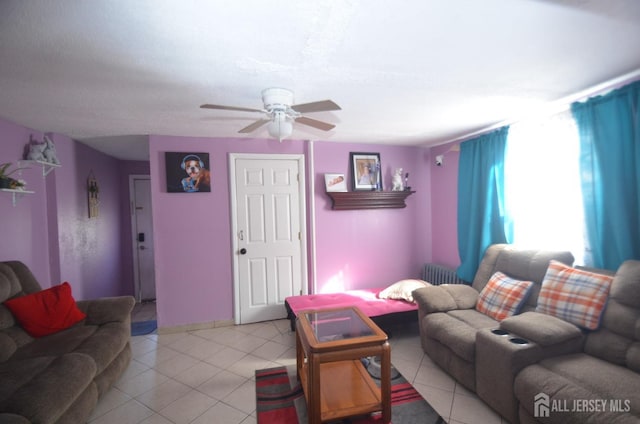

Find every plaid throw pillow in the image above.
[476,272,534,321]
[536,260,613,330]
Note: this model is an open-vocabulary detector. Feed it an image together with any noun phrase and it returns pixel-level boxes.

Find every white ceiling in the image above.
[1,0,639,161]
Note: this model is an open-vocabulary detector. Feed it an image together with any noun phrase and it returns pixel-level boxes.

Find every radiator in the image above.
[422,263,468,285]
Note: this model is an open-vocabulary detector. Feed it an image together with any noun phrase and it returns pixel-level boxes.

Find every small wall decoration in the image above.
[324,173,347,192]
[87,171,99,218]
[350,152,382,191]
[165,152,211,193]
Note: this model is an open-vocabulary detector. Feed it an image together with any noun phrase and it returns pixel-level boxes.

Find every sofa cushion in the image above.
[0,306,16,330]
[0,263,28,302]
[536,260,613,330]
[0,356,56,402]
[413,284,479,313]
[74,322,129,374]
[424,310,498,361]
[515,353,640,422]
[4,282,86,337]
[378,279,430,303]
[12,325,97,360]
[0,333,17,362]
[0,352,97,424]
[581,260,640,373]
[476,272,533,321]
[471,245,574,305]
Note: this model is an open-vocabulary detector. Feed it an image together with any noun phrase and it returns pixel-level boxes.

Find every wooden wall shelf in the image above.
[327,191,415,210]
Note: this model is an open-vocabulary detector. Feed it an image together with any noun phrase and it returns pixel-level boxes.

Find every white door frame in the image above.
[229,153,308,325]
[129,174,151,302]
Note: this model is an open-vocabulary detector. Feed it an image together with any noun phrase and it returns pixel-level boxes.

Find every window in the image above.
[505,110,587,264]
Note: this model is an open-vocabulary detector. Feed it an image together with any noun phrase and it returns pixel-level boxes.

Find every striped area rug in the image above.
[256,364,444,424]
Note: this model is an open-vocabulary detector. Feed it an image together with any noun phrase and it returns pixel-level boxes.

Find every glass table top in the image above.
[304,308,375,343]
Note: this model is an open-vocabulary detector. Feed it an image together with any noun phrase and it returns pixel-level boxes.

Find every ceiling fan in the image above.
[200,88,341,142]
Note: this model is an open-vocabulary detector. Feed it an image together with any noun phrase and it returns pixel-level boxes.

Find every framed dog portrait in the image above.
[165,152,211,193]
[324,173,347,192]
[350,152,382,191]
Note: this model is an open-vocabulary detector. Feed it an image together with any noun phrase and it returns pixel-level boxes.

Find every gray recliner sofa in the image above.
[412,244,574,391]
[414,244,640,423]
[497,259,640,423]
[0,261,135,423]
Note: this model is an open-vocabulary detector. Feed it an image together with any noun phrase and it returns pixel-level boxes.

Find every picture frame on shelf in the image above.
[324,173,347,192]
[350,152,382,191]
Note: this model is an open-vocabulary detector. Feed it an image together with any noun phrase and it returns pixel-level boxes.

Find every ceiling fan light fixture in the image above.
[267,112,293,142]
[262,88,294,110]
[201,88,340,139]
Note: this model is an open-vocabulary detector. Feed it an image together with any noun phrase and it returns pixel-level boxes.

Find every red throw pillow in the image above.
[4,282,86,337]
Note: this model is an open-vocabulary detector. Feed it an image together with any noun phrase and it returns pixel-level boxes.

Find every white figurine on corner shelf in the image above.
[391,168,404,191]
[26,136,60,165]
[26,140,46,162]
[42,136,60,165]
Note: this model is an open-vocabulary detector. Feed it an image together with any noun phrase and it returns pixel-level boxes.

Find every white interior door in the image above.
[130,176,156,302]
[231,154,307,324]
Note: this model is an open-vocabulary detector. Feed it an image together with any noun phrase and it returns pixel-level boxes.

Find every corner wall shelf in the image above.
[1,188,35,206]
[327,191,415,210]
[19,160,61,177]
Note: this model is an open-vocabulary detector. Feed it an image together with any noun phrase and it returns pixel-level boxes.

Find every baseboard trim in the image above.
[157,319,235,334]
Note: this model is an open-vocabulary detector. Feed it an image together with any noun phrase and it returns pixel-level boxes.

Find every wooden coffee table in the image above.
[295,306,391,424]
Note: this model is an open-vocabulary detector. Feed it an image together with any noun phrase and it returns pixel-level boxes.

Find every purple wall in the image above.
[48,134,124,299]
[149,136,308,327]
[429,141,461,268]
[312,142,432,293]
[2,112,452,328]
[0,116,127,299]
[149,136,432,328]
[0,119,50,284]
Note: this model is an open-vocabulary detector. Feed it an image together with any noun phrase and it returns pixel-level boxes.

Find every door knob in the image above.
[240,248,247,255]
[139,246,146,250]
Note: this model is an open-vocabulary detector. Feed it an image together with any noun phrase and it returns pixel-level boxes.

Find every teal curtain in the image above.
[571,81,640,270]
[457,127,513,282]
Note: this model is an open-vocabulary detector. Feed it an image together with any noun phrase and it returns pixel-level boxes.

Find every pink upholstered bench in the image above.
[284,288,419,331]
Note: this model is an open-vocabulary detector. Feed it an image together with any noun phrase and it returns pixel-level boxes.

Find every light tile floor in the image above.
[90,303,508,424]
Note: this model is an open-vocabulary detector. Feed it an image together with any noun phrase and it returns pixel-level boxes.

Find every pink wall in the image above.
[429,141,461,268]
[2,112,453,328]
[149,136,307,327]
[149,136,433,328]
[312,142,432,292]
[0,116,126,299]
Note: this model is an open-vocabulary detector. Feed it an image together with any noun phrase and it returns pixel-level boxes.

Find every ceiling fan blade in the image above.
[295,116,336,131]
[291,100,341,113]
[238,119,269,133]
[200,104,263,113]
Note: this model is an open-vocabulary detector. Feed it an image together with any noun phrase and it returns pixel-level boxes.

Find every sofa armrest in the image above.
[476,314,584,424]
[76,296,135,325]
[500,311,584,347]
[412,284,478,314]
